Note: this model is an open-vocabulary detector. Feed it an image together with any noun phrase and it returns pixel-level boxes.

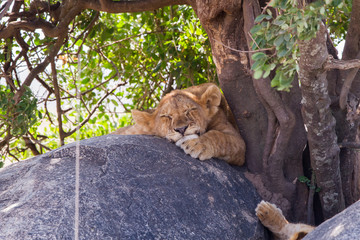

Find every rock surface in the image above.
[0,135,265,240]
[304,200,360,240]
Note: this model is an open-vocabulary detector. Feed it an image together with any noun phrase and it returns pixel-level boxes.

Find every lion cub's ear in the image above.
[200,84,222,108]
[131,110,154,132]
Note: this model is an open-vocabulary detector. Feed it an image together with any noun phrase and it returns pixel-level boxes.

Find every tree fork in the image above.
[242,0,308,220]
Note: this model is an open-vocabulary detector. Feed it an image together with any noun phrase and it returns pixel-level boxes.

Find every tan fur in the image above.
[112,83,246,166]
[255,201,315,240]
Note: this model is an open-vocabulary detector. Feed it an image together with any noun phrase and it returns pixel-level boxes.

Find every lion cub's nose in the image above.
[174,126,188,135]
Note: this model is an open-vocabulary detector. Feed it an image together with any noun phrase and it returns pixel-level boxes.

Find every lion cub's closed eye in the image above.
[255,201,315,240]
[112,83,246,166]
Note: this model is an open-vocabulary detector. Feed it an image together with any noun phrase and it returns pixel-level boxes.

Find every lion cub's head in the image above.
[131,85,222,142]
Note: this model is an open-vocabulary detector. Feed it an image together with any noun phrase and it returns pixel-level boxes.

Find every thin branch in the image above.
[51,58,66,146]
[65,81,127,137]
[0,0,14,20]
[13,32,67,103]
[7,149,20,162]
[16,34,56,94]
[0,68,17,90]
[44,92,55,125]
[28,132,51,152]
[81,0,187,13]
[97,48,121,79]
[70,11,100,53]
[212,37,274,53]
[100,31,164,49]
[307,171,315,225]
[113,93,130,112]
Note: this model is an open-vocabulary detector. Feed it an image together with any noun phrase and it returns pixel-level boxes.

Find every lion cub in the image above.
[255,201,315,240]
[112,83,246,166]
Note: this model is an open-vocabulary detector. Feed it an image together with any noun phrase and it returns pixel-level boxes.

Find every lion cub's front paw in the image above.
[176,135,214,160]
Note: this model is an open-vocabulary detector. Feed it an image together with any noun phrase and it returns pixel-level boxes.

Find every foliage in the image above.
[0,86,38,137]
[298,175,321,192]
[250,0,351,91]
[327,0,352,45]
[0,5,216,165]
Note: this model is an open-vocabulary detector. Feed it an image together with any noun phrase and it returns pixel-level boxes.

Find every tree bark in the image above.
[298,23,345,220]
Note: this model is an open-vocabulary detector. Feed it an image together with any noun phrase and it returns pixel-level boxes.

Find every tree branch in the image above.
[0,19,58,39]
[81,0,188,13]
[13,32,66,103]
[338,52,360,110]
[0,0,14,20]
[324,55,360,70]
[22,136,40,156]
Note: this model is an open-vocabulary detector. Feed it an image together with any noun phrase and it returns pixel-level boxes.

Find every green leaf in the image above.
[274,35,284,47]
[81,77,91,84]
[284,33,291,41]
[255,14,272,23]
[250,25,262,35]
[263,69,271,78]
[111,99,119,106]
[253,69,263,79]
[251,59,265,71]
[273,19,285,26]
[277,49,288,57]
[251,52,267,61]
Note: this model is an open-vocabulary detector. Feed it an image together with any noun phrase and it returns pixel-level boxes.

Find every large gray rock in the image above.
[304,200,360,240]
[0,135,265,240]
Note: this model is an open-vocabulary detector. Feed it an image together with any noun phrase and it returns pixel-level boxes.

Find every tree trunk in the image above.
[333,0,360,206]
[190,0,309,221]
[298,23,345,219]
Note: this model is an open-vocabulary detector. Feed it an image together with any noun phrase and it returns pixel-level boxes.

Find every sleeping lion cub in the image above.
[112,83,246,166]
[256,201,315,240]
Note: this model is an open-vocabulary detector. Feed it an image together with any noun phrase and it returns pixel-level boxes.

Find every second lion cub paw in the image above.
[255,200,286,224]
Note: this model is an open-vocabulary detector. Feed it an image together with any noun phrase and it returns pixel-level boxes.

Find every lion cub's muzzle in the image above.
[174,126,188,135]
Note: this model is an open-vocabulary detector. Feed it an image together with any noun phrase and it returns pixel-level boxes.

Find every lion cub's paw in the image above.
[175,134,199,147]
[177,136,213,160]
[255,201,287,231]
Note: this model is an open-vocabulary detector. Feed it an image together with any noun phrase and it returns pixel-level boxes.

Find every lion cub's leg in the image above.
[255,201,314,240]
[256,201,289,239]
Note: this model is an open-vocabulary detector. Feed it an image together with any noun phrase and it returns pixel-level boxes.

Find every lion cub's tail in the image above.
[255,201,315,240]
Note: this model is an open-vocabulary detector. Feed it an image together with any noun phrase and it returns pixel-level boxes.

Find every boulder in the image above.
[0,135,265,239]
[304,200,360,240]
